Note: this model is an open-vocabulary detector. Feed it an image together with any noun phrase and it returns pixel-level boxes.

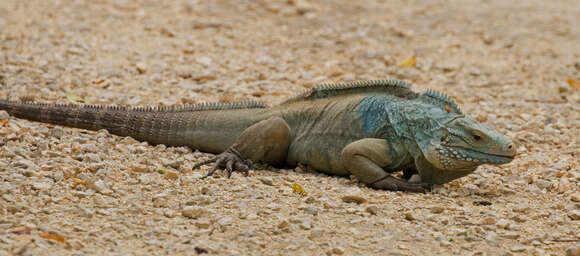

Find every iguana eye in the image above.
[473,134,481,141]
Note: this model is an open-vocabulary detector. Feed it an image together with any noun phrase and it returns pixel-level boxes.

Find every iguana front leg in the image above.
[341,138,430,193]
[195,116,291,177]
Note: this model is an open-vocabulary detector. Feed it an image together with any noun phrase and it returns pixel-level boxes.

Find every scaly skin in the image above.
[0,80,516,192]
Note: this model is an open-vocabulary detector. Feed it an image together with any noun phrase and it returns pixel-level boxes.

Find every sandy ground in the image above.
[0,0,579,255]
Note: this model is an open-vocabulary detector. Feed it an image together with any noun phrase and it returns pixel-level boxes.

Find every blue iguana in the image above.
[0,80,516,192]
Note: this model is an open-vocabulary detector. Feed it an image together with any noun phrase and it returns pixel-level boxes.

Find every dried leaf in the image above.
[10,227,31,235]
[66,93,85,103]
[567,77,580,89]
[39,232,65,243]
[291,183,308,196]
[70,177,86,185]
[398,56,416,67]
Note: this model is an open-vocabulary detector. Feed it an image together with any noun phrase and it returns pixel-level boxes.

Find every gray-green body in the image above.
[0,80,516,192]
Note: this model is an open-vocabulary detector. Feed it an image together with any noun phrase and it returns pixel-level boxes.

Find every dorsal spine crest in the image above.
[421,89,462,114]
[14,100,267,112]
[285,79,414,103]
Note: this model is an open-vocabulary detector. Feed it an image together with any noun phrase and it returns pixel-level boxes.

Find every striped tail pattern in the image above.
[0,100,266,146]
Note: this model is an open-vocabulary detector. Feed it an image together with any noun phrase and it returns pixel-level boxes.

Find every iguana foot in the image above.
[370,175,431,193]
[193,148,253,178]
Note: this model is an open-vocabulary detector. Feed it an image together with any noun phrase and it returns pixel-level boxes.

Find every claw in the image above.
[370,175,431,193]
[196,147,253,178]
[226,160,235,178]
[206,157,226,177]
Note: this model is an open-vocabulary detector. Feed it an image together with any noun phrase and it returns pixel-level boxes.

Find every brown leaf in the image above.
[10,228,31,235]
[39,232,66,243]
[70,178,86,185]
[567,77,580,89]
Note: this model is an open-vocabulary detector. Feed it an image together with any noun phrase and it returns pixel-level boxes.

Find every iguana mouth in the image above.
[448,146,514,164]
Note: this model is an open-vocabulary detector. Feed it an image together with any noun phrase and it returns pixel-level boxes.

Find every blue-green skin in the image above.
[0,80,516,187]
[277,91,514,185]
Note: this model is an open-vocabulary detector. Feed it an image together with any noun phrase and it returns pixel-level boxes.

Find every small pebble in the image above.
[152,192,168,201]
[486,231,499,244]
[570,192,580,202]
[217,217,233,227]
[84,153,101,163]
[510,246,527,252]
[430,206,444,214]
[164,169,179,179]
[163,209,177,218]
[196,56,212,67]
[495,219,511,229]
[278,220,289,229]
[473,200,492,206]
[503,232,520,239]
[132,164,150,173]
[566,245,580,256]
[195,219,212,229]
[181,206,207,219]
[568,210,580,220]
[259,177,275,186]
[366,205,379,215]
[50,127,65,139]
[408,174,422,183]
[481,217,497,225]
[341,195,366,204]
[92,179,112,195]
[31,181,52,190]
[0,110,9,120]
[168,160,184,169]
[96,209,111,216]
[305,196,316,204]
[135,62,147,74]
[299,220,312,230]
[330,247,345,255]
[303,206,318,216]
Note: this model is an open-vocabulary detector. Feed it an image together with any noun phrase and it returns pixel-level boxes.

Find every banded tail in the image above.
[0,100,267,149]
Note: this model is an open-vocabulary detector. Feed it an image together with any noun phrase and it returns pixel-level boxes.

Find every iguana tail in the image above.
[0,100,267,151]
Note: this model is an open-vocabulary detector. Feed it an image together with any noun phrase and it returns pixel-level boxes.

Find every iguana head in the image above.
[412,90,516,184]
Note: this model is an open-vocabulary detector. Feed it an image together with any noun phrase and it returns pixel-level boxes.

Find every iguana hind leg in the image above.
[341,139,429,193]
[196,116,291,177]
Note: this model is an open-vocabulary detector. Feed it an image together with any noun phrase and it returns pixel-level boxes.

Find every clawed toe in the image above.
[370,175,431,193]
[401,182,432,193]
[192,148,253,178]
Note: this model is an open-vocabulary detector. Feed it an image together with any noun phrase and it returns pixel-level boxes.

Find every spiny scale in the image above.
[421,89,462,114]
[284,79,414,103]
[316,79,411,91]
[11,100,267,113]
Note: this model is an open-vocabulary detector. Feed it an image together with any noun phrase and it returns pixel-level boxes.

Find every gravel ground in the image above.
[0,0,579,255]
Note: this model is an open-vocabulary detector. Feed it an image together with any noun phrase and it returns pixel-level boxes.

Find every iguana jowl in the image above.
[0,80,516,192]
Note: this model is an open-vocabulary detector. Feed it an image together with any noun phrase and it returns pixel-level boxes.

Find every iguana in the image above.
[0,80,516,192]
